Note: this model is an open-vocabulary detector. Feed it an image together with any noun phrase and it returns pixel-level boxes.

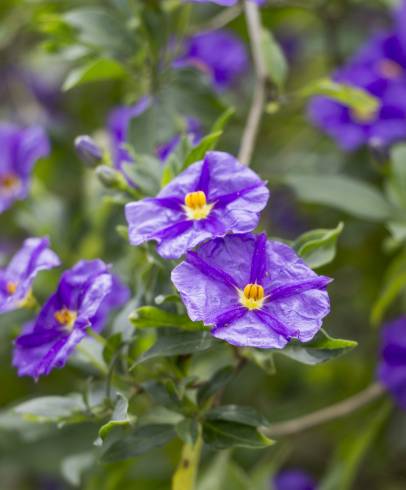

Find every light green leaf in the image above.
[132,330,214,367]
[61,452,95,487]
[211,106,235,133]
[101,424,176,463]
[277,329,357,365]
[206,405,270,428]
[283,174,392,222]
[14,394,87,424]
[98,394,134,442]
[63,58,126,91]
[183,131,223,169]
[261,29,288,88]
[293,222,344,269]
[300,78,380,115]
[130,306,205,331]
[386,144,406,211]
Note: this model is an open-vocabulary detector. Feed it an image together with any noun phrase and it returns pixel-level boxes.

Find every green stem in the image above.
[171,432,203,490]
[76,343,108,376]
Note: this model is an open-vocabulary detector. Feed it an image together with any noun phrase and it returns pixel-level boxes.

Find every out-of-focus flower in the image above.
[0,123,50,213]
[156,117,202,162]
[171,233,331,348]
[273,469,317,490]
[378,316,406,410]
[125,151,269,259]
[309,13,406,150]
[13,260,128,379]
[173,30,249,90]
[74,135,103,167]
[0,237,60,314]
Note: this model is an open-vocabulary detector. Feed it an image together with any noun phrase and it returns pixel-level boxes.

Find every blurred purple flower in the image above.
[0,123,50,213]
[378,316,406,410]
[188,0,265,5]
[156,117,202,162]
[13,260,129,379]
[74,135,103,167]
[273,469,317,490]
[309,7,406,151]
[0,237,60,314]
[173,30,249,90]
[172,233,331,349]
[125,151,269,259]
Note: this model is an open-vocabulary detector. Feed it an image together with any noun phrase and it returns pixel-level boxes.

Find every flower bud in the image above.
[74,135,103,167]
[96,165,126,189]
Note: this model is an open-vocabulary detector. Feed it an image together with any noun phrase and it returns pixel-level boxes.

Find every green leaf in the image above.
[123,154,162,196]
[183,131,223,169]
[102,333,123,365]
[203,420,273,450]
[386,144,406,211]
[176,418,200,445]
[14,394,87,423]
[206,405,270,428]
[371,250,406,326]
[98,394,134,442]
[61,452,95,487]
[198,452,252,490]
[197,366,234,405]
[130,306,205,331]
[277,329,357,365]
[261,29,288,88]
[300,78,380,115]
[132,330,214,367]
[210,106,235,133]
[101,424,176,463]
[293,222,344,269]
[62,58,126,91]
[319,403,391,490]
[283,174,392,222]
[240,348,276,375]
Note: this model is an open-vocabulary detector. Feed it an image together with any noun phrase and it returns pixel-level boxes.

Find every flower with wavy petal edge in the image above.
[378,316,406,410]
[172,233,331,349]
[0,237,60,314]
[13,260,129,379]
[125,151,269,259]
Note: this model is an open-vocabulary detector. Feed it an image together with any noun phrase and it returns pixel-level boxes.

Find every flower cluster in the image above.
[0,123,49,213]
[126,150,331,349]
[309,1,406,150]
[0,238,129,380]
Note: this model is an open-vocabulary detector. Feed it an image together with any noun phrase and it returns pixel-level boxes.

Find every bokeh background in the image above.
[1,0,406,489]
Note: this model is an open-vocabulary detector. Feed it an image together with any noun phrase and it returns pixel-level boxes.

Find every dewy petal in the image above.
[125,151,269,259]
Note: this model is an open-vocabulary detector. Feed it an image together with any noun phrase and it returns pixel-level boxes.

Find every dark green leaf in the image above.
[132,330,214,367]
[203,420,273,450]
[240,348,276,375]
[102,333,123,365]
[283,174,392,222]
[101,424,176,462]
[206,405,270,428]
[130,306,205,331]
[197,366,234,405]
[277,329,357,365]
[293,222,344,269]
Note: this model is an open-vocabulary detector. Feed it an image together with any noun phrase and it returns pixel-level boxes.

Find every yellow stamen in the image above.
[0,173,20,192]
[183,191,213,220]
[378,59,403,80]
[6,281,17,295]
[350,106,377,123]
[239,283,265,311]
[54,308,77,329]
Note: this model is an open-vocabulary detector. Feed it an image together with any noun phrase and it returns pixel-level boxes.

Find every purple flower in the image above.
[0,237,60,314]
[156,117,202,162]
[173,30,249,90]
[125,151,269,259]
[13,260,128,379]
[273,469,317,490]
[309,26,406,150]
[74,135,103,167]
[0,123,50,213]
[171,233,331,349]
[378,316,406,410]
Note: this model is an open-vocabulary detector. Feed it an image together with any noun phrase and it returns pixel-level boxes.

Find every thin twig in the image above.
[263,382,386,438]
[238,1,267,165]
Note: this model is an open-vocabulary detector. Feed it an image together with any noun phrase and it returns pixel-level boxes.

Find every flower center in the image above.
[350,106,377,124]
[378,59,403,80]
[54,308,77,329]
[239,283,265,311]
[6,281,18,295]
[0,173,21,193]
[184,191,213,220]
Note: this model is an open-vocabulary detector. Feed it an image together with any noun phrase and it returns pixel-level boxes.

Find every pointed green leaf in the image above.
[63,58,126,91]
